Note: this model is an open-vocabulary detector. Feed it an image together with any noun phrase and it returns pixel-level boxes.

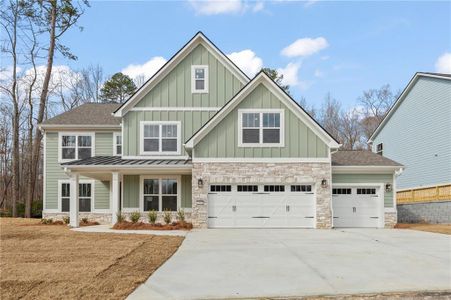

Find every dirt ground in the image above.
[0,218,183,300]
[395,223,451,235]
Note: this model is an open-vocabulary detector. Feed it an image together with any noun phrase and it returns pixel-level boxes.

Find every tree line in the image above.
[0,1,398,218]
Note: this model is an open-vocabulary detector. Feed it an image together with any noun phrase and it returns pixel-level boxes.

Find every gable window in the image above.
[114,133,122,156]
[238,109,284,147]
[376,143,383,156]
[59,181,93,212]
[142,177,179,212]
[140,122,180,155]
[191,65,208,93]
[59,133,94,162]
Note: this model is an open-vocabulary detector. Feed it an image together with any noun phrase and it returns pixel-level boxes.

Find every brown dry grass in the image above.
[395,223,451,235]
[0,218,183,300]
[112,221,193,231]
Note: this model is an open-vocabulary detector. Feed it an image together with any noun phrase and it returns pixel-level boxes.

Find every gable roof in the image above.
[369,72,451,142]
[40,103,121,129]
[185,71,341,149]
[332,150,402,167]
[113,31,250,117]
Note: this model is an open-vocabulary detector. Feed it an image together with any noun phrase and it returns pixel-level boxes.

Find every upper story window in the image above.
[140,121,181,155]
[59,133,94,162]
[191,65,208,93]
[114,133,122,156]
[238,109,284,147]
[376,143,383,156]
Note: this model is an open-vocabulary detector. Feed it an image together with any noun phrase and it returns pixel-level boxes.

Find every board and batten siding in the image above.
[332,173,394,208]
[122,174,192,209]
[372,77,451,189]
[123,44,244,157]
[194,83,329,158]
[44,132,114,210]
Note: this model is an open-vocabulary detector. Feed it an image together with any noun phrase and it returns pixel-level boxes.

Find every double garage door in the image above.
[208,184,315,228]
[332,186,383,228]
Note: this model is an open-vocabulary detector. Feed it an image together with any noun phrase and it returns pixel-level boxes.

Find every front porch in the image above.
[60,156,193,227]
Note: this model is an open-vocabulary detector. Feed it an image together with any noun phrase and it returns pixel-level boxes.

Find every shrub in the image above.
[163,210,172,225]
[130,211,141,223]
[40,218,53,225]
[176,209,185,223]
[81,217,88,224]
[116,212,125,223]
[62,216,70,224]
[148,210,157,224]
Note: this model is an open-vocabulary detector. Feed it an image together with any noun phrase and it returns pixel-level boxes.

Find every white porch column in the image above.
[69,173,79,228]
[111,172,120,225]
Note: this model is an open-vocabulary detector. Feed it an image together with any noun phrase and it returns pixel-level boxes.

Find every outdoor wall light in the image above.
[385,183,392,192]
[321,179,328,188]
[197,178,204,188]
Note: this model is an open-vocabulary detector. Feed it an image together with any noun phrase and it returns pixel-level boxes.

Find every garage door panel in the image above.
[262,195,287,227]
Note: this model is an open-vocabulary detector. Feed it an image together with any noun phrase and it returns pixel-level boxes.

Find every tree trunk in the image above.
[30,0,57,215]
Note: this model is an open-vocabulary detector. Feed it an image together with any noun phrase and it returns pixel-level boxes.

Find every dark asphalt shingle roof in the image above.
[332,150,403,167]
[62,156,192,166]
[42,103,121,126]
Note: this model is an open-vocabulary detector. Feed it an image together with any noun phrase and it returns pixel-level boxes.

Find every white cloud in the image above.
[304,0,319,7]
[314,69,324,78]
[277,62,301,86]
[189,0,263,15]
[227,49,263,77]
[435,52,451,74]
[121,56,167,81]
[281,37,329,57]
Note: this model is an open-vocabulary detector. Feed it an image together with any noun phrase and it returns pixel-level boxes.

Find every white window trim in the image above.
[376,143,383,155]
[113,132,122,156]
[191,65,209,94]
[237,109,285,147]
[58,179,95,213]
[140,121,181,156]
[139,175,181,212]
[58,132,95,163]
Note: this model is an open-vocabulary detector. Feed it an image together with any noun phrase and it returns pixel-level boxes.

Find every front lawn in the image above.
[395,223,451,235]
[0,218,183,299]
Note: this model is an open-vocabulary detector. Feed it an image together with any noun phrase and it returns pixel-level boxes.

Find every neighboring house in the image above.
[369,72,451,223]
[39,32,402,229]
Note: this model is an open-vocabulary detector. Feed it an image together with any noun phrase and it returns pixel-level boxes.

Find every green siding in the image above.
[45,132,113,210]
[332,173,394,208]
[194,84,328,158]
[123,175,139,208]
[123,44,244,157]
[181,175,192,208]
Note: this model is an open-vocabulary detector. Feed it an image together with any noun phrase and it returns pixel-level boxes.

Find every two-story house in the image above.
[40,32,403,229]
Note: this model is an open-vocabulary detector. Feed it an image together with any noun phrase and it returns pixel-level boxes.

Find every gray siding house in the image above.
[369,73,451,190]
[40,32,402,229]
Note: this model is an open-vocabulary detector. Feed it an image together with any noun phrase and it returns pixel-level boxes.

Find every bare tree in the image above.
[298,96,316,118]
[340,108,363,150]
[319,92,342,143]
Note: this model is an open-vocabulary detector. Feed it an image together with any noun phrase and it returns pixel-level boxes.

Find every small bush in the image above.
[40,218,53,225]
[176,209,186,222]
[130,211,141,223]
[116,212,125,223]
[163,210,172,225]
[81,217,88,224]
[62,216,70,224]
[148,210,157,224]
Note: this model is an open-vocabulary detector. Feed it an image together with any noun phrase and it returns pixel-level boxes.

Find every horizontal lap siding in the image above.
[372,77,451,189]
[45,132,113,210]
[332,173,394,208]
[195,84,328,158]
[124,44,244,156]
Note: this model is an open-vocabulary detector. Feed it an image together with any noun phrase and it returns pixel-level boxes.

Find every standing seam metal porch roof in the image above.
[62,156,192,167]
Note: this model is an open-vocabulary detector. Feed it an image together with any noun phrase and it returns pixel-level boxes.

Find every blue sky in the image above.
[59,0,451,109]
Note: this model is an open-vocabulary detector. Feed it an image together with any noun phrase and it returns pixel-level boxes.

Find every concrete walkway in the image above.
[71,225,188,236]
[128,228,451,300]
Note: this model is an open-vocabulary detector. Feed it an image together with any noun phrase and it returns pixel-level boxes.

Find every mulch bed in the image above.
[112,221,193,231]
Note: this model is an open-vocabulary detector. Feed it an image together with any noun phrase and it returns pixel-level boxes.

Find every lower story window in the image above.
[60,182,92,212]
[143,178,178,212]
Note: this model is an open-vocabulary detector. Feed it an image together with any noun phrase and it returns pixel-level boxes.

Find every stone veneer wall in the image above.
[191,162,332,229]
[384,211,397,228]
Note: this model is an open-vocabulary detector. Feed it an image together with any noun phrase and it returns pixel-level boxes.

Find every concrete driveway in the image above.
[128,229,451,300]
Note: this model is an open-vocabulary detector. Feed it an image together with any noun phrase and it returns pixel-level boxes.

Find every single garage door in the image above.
[332,186,382,228]
[208,184,315,228]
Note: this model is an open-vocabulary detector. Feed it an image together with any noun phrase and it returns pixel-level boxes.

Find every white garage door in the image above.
[332,186,383,228]
[208,184,315,228]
